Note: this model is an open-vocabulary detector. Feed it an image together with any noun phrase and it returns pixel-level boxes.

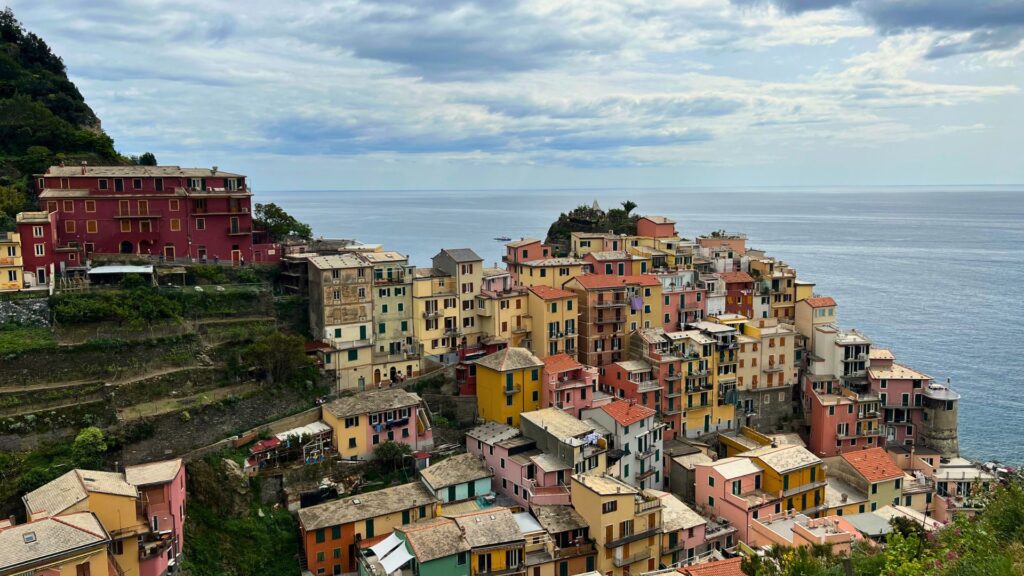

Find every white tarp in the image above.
[379,544,413,575]
[369,533,403,561]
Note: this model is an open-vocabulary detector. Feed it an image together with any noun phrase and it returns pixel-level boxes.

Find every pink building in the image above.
[867,348,927,447]
[636,216,677,238]
[680,285,707,325]
[15,211,62,287]
[748,512,860,552]
[124,459,187,576]
[718,271,755,319]
[541,353,604,417]
[695,457,780,544]
[465,422,573,508]
[583,251,633,276]
[804,375,884,457]
[503,238,556,284]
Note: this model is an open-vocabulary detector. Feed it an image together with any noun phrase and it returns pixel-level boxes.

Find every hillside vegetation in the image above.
[544,200,640,255]
[0,7,125,231]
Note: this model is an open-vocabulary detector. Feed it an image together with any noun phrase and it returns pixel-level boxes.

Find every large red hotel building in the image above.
[16,163,279,286]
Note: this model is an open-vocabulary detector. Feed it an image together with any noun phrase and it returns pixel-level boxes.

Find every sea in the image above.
[258,186,1024,464]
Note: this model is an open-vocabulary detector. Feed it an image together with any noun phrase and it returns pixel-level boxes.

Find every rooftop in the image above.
[843,513,893,538]
[646,489,705,531]
[361,251,408,264]
[717,271,754,284]
[640,215,675,224]
[531,452,571,472]
[679,557,745,576]
[702,457,762,480]
[324,389,423,419]
[298,482,436,531]
[824,477,868,509]
[532,505,589,534]
[673,453,714,471]
[573,473,639,497]
[451,508,524,548]
[399,517,470,563]
[615,359,653,373]
[841,448,904,483]
[587,250,633,261]
[520,258,586,267]
[804,297,837,308]
[506,237,542,248]
[24,470,137,518]
[437,248,482,263]
[467,421,521,445]
[542,353,585,375]
[482,267,507,278]
[869,348,894,361]
[45,164,243,178]
[124,459,182,487]
[521,408,594,439]
[475,347,544,372]
[528,285,577,301]
[597,400,655,427]
[308,253,369,270]
[740,445,821,474]
[868,363,931,381]
[419,453,492,491]
[0,512,109,572]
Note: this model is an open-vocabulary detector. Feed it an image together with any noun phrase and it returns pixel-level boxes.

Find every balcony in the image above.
[665,389,683,398]
[512,326,530,334]
[663,407,683,416]
[686,370,709,380]
[636,498,662,514]
[594,315,625,325]
[765,363,785,373]
[664,372,682,382]
[594,298,628,308]
[504,385,522,396]
[780,480,827,499]
[114,211,163,219]
[531,484,571,506]
[227,226,253,236]
[443,328,462,337]
[633,379,662,393]
[613,549,651,568]
[422,310,442,319]
[552,542,595,560]
[554,377,590,390]
[330,338,373,351]
[636,447,656,461]
[374,273,407,286]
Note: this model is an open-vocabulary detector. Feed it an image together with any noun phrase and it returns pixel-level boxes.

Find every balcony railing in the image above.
[665,389,683,398]
[504,385,522,396]
[634,380,661,393]
[227,226,253,236]
[636,447,656,461]
[594,298,628,308]
[552,542,595,559]
[665,373,682,381]
[612,548,651,567]
[594,315,625,325]
[422,310,442,319]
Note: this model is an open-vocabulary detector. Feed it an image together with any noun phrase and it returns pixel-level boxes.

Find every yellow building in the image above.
[0,512,111,576]
[308,254,375,391]
[513,258,587,289]
[432,248,484,346]
[475,347,544,426]
[570,231,623,258]
[476,285,531,348]
[362,251,422,385]
[571,474,663,576]
[451,508,527,575]
[413,267,461,358]
[795,279,815,303]
[670,329,721,438]
[740,444,826,517]
[23,470,148,575]
[687,321,739,436]
[527,285,578,358]
[321,388,431,460]
[750,258,798,320]
[0,231,22,291]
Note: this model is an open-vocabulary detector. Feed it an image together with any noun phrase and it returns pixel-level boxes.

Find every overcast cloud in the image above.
[7,0,1023,188]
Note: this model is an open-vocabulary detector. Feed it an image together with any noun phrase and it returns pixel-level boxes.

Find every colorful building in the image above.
[0,231,22,291]
[0,512,111,576]
[526,285,579,359]
[867,349,928,447]
[124,459,187,576]
[32,164,278,266]
[636,215,677,239]
[530,505,599,575]
[363,250,421,385]
[511,258,587,289]
[570,474,663,576]
[476,283,531,349]
[824,448,904,513]
[717,272,755,318]
[694,457,779,544]
[411,248,484,360]
[475,347,545,427]
[321,388,434,460]
[735,318,798,431]
[15,210,58,288]
[418,452,493,505]
[308,253,375,391]
[740,444,826,518]
[582,400,663,489]
[564,274,662,368]
[298,481,439,575]
[540,353,602,418]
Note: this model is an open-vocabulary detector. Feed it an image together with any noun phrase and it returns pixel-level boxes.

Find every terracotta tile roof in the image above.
[679,557,745,576]
[599,400,655,427]
[841,448,904,483]
[717,271,754,284]
[569,274,660,289]
[528,285,576,300]
[475,347,544,372]
[542,353,583,374]
[805,296,837,308]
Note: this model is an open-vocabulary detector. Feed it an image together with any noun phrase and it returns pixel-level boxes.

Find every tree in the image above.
[139,152,157,165]
[372,441,412,473]
[72,426,108,468]
[243,331,311,385]
[0,185,26,217]
[254,202,312,241]
[621,200,637,215]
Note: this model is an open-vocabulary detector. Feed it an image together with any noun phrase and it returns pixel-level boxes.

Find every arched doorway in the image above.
[389,367,398,382]
[406,365,413,378]
[120,240,133,254]
[373,369,381,386]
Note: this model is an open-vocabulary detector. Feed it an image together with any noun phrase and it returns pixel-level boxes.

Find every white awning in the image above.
[87,265,153,275]
[369,533,403,560]
[380,545,413,575]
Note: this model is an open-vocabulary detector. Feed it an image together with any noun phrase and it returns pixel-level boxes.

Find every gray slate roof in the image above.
[532,505,589,534]
[400,517,470,562]
[452,508,524,548]
[439,248,483,263]
[298,482,437,531]
[420,453,493,491]
[0,512,109,572]
[324,389,423,419]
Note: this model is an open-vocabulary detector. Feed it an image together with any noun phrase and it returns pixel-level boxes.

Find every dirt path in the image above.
[3,397,105,418]
[105,364,217,387]
[116,382,258,421]
[0,378,103,393]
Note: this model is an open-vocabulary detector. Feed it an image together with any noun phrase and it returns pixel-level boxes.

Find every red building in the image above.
[32,163,279,272]
[718,271,755,318]
[636,215,677,238]
[15,210,60,287]
[583,250,633,275]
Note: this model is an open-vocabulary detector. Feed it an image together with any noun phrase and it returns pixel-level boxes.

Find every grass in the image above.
[0,325,57,356]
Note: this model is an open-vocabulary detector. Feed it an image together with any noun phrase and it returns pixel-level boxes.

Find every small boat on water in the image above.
[494,236,512,242]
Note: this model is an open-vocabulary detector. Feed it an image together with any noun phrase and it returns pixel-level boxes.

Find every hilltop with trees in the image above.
[544,199,640,255]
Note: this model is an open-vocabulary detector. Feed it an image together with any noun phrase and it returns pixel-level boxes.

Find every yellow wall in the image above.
[477,364,542,426]
[359,504,438,540]
[795,283,815,302]
[527,292,579,359]
[755,460,826,516]
[323,409,366,459]
[570,479,660,576]
[0,233,21,291]
[50,548,109,576]
[517,263,585,288]
[478,293,530,348]
[412,275,457,356]
[86,492,144,576]
[470,546,521,576]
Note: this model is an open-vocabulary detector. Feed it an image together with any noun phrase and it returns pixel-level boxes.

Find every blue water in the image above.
[258,186,1024,464]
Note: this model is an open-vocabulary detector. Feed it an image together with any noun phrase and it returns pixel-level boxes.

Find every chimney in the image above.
[80,160,88,175]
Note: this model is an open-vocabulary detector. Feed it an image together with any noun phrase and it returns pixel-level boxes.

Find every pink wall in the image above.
[695,464,773,544]
[138,465,187,576]
[636,218,676,238]
[583,253,631,275]
[542,364,599,418]
[364,405,432,451]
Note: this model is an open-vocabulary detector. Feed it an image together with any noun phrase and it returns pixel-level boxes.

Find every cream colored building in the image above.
[308,253,375,391]
[571,474,663,576]
[363,250,422,384]
[413,249,484,361]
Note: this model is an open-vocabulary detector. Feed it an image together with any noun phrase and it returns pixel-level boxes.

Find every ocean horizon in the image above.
[258,186,1024,464]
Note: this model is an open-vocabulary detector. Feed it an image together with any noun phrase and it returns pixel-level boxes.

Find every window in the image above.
[170,218,181,232]
[195,218,205,230]
[76,563,92,576]
[316,529,325,543]
[316,552,325,562]
[34,243,45,256]
[62,200,74,213]
[708,476,715,487]
[84,200,96,213]
[344,416,359,428]
[86,220,97,234]
[348,350,358,361]
[115,178,124,192]
[155,178,164,191]
[65,220,75,233]
[708,495,715,507]
[33,226,43,238]
[732,480,741,496]
[457,552,467,566]
[133,178,143,190]
[601,501,617,513]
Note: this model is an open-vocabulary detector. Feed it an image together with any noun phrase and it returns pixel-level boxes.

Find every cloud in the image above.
[733,0,1024,58]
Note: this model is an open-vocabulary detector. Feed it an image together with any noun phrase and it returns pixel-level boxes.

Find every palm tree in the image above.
[621,200,637,215]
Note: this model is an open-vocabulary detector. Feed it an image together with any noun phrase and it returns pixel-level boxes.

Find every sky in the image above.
[8,0,1024,190]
